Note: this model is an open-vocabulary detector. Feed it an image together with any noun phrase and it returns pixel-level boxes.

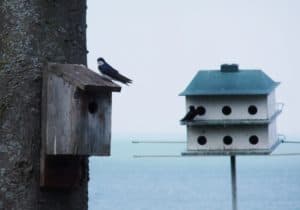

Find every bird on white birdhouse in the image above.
[181,106,206,122]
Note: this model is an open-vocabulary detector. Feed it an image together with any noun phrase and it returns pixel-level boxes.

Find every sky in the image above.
[87,0,300,137]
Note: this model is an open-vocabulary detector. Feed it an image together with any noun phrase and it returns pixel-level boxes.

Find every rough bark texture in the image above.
[0,0,88,209]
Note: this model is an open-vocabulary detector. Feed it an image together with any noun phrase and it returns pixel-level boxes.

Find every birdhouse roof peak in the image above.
[180,67,279,96]
[220,64,239,72]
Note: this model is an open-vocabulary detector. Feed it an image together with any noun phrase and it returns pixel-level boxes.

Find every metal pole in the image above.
[230,156,238,210]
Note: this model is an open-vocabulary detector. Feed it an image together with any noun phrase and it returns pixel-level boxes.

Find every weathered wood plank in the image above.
[85,92,111,155]
[41,68,49,186]
[70,90,111,155]
[41,70,84,188]
[46,74,73,154]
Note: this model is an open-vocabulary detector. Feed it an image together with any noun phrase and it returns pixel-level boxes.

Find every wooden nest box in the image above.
[40,63,121,188]
[42,63,121,156]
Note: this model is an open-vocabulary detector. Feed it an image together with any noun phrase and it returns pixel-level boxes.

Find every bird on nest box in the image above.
[97,57,132,85]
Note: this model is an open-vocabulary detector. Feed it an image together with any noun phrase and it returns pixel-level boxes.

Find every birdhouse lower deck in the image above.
[184,122,280,155]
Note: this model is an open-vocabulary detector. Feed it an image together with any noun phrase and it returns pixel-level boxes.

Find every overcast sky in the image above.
[87,0,300,137]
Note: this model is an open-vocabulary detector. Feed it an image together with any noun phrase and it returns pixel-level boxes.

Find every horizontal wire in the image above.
[133,153,300,158]
[133,155,183,158]
[281,140,300,144]
[271,153,300,156]
[132,140,185,144]
[132,141,300,144]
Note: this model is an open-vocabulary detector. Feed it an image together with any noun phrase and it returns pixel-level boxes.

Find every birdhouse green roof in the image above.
[180,65,279,96]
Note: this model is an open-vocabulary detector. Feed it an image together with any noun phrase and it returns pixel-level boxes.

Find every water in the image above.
[89,136,300,210]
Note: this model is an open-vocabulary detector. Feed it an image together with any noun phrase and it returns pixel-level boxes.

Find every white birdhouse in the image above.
[180,64,282,155]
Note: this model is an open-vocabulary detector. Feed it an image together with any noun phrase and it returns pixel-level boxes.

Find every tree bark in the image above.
[0,0,88,209]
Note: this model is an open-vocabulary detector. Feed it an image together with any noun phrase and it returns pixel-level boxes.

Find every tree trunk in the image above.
[0,0,88,209]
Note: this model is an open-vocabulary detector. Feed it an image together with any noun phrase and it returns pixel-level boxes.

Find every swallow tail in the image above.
[181,110,197,121]
[114,73,132,85]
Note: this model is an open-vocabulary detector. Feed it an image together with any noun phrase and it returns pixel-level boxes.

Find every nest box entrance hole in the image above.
[88,101,98,114]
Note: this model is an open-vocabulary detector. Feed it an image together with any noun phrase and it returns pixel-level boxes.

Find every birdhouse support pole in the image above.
[230,156,238,210]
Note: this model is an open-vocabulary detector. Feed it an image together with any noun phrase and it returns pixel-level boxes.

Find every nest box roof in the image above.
[180,65,279,96]
[46,63,121,92]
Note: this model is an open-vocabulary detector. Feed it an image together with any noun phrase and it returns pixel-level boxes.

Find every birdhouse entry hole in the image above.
[248,105,258,115]
[249,135,259,145]
[197,106,206,115]
[223,136,233,145]
[197,136,207,145]
[88,101,98,114]
[222,106,232,115]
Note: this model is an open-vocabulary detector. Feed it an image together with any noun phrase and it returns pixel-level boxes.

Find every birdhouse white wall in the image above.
[267,91,277,118]
[186,95,269,120]
[187,125,268,150]
[180,64,282,155]
[268,121,278,147]
[186,121,278,154]
[186,91,278,120]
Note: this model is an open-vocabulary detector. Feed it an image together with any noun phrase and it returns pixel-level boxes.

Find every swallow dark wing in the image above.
[99,63,132,85]
[181,108,197,121]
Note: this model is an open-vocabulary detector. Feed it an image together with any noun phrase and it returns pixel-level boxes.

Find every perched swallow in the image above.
[97,57,132,85]
[181,106,197,121]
